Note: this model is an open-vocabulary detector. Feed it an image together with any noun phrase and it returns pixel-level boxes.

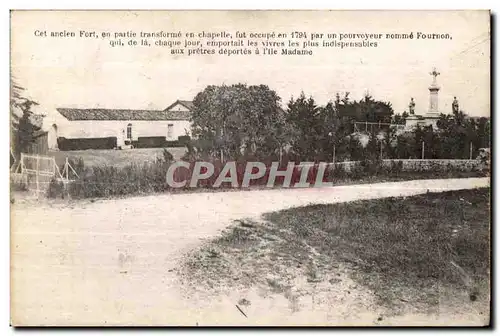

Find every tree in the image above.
[10,78,38,159]
[337,93,394,123]
[190,84,287,160]
[392,111,409,124]
[436,108,488,159]
[286,92,324,161]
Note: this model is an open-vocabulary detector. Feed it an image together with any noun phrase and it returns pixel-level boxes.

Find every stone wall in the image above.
[330,159,484,173]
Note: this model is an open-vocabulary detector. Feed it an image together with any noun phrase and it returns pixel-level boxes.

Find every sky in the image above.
[11,10,490,120]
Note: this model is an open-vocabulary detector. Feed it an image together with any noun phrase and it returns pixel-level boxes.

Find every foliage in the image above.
[11,79,39,158]
[392,111,409,124]
[162,148,174,162]
[57,137,117,151]
[190,84,288,160]
[49,156,485,199]
[436,110,490,159]
[336,93,394,123]
[59,157,86,179]
[67,160,170,198]
[46,178,66,198]
[286,93,324,161]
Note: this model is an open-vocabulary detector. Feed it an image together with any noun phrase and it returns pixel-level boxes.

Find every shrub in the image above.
[181,142,198,161]
[67,158,171,199]
[352,158,383,178]
[177,135,191,146]
[382,160,403,176]
[133,136,167,148]
[162,148,174,162]
[46,177,66,198]
[62,156,485,199]
[330,163,348,180]
[57,137,117,150]
[349,161,365,179]
[58,157,86,179]
[10,174,28,192]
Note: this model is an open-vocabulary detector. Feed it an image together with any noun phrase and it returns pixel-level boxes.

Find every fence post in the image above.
[470,142,473,160]
[65,157,69,180]
[36,155,39,194]
[421,141,425,160]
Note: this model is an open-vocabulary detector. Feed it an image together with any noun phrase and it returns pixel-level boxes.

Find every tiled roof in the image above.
[177,100,195,110]
[164,100,195,111]
[56,108,191,121]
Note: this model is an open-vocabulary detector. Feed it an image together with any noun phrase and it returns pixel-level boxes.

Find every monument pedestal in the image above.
[423,113,440,128]
[405,115,420,129]
[404,67,443,130]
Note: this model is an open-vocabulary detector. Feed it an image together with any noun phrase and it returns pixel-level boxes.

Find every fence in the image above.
[353,121,406,133]
[11,153,79,194]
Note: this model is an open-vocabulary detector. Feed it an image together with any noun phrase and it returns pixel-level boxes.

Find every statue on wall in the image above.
[409,97,416,115]
[452,96,459,114]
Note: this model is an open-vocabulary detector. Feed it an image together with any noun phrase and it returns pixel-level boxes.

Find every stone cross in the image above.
[430,67,440,84]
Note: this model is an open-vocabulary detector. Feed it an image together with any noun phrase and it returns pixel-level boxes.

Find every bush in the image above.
[10,174,28,192]
[362,158,384,175]
[131,136,191,148]
[381,160,403,176]
[162,148,174,162]
[58,157,85,179]
[67,158,171,199]
[165,135,191,148]
[62,156,485,199]
[133,136,167,148]
[47,178,66,198]
[330,163,348,180]
[177,135,191,146]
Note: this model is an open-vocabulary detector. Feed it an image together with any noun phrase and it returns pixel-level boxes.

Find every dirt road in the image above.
[11,177,489,326]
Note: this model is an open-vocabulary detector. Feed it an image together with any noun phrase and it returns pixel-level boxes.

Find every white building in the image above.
[47,100,193,149]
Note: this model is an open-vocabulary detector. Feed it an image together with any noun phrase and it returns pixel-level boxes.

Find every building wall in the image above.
[47,124,58,149]
[28,132,49,155]
[58,120,192,142]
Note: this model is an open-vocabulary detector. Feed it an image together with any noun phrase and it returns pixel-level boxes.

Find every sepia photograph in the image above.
[9,10,491,326]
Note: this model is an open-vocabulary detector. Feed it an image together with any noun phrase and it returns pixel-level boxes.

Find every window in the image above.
[167,124,174,138]
[126,123,132,139]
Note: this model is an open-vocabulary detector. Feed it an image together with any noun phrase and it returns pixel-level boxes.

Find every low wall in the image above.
[381,159,484,172]
[325,159,484,173]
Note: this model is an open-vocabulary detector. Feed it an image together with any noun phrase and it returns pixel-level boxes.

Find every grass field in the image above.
[182,187,490,313]
[49,147,187,168]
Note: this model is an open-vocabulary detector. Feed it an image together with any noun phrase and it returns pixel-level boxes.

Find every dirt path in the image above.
[10,177,489,326]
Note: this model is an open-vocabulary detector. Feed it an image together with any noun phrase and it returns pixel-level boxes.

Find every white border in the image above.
[2,2,497,335]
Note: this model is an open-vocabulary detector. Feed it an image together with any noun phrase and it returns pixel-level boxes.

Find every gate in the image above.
[11,153,79,194]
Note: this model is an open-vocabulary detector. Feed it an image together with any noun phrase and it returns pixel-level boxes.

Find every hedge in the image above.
[57,137,117,151]
[132,136,167,148]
